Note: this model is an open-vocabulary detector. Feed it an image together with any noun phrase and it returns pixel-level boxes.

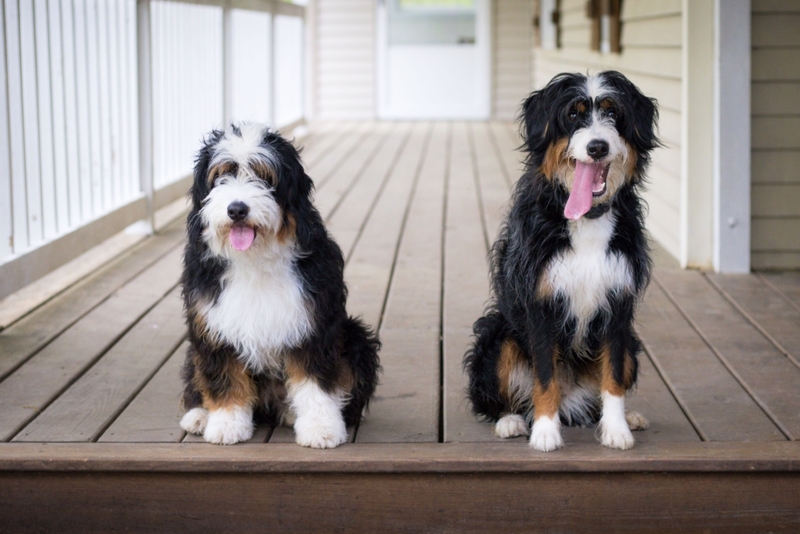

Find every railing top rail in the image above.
[143,0,305,18]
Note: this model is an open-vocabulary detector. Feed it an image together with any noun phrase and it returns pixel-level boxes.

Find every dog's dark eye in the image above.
[568,110,578,122]
[604,108,617,120]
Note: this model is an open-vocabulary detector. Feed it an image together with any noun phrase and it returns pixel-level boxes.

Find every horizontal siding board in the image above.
[752,150,800,183]
[623,0,681,20]
[752,82,800,115]
[752,117,800,149]
[537,46,681,82]
[752,251,800,269]
[752,14,800,47]
[752,49,800,81]
[752,184,800,217]
[752,219,800,250]
[622,15,682,47]
[753,0,800,12]
[646,164,682,212]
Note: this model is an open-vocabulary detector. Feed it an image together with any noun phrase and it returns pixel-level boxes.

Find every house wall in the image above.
[493,0,533,120]
[314,0,376,119]
[533,0,683,261]
[314,0,532,120]
[750,0,800,269]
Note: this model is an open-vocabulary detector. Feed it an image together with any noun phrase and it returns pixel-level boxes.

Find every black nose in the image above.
[227,201,249,222]
[586,139,609,160]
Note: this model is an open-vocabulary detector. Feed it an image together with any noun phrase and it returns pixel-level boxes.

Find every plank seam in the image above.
[5,281,182,443]
[638,337,708,442]
[704,274,800,373]
[487,122,514,190]
[315,125,377,191]
[756,272,800,316]
[351,123,433,442]
[342,123,414,265]
[92,333,188,443]
[653,274,794,441]
[466,123,491,254]
[324,122,398,223]
[438,123,453,444]
[0,231,185,384]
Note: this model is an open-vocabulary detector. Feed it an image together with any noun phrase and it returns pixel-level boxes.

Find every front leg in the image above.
[529,346,564,452]
[180,345,257,445]
[598,335,640,450]
[285,360,348,449]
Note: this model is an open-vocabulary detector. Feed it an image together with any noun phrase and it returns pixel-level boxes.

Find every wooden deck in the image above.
[1,121,799,532]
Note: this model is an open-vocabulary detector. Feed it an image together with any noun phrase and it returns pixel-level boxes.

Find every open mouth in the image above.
[229,223,256,251]
[564,160,611,220]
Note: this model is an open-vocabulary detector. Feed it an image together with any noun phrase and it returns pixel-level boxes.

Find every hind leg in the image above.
[285,360,348,449]
[493,340,532,438]
[180,345,256,445]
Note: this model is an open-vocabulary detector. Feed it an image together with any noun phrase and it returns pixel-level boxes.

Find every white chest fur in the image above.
[544,211,632,344]
[201,255,312,374]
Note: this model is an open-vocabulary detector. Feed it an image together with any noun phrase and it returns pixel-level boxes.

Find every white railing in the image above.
[0,0,307,299]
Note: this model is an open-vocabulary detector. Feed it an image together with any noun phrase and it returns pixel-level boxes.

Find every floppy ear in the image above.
[264,132,319,247]
[187,130,224,244]
[601,71,660,155]
[519,73,585,162]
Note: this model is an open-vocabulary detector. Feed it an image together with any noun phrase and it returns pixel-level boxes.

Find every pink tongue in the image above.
[564,161,603,220]
[230,225,256,251]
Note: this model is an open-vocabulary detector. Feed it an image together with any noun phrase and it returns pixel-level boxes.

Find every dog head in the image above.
[189,123,312,259]
[520,71,659,220]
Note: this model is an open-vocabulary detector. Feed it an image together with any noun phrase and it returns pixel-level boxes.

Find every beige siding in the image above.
[751,0,800,269]
[315,0,376,119]
[533,0,683,261]
[493,0,532,120]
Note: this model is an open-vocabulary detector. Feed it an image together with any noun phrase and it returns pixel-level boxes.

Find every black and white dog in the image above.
[179,123,380,448]
[465,71,659,451]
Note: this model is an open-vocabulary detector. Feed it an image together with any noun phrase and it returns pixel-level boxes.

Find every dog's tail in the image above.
[340,316,382,427]
[464,310,515,422]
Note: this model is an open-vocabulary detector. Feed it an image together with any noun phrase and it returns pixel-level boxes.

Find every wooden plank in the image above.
[99,342,188,443]
[759,271,800,310]
[469,122,512,242]
[0,224,184,381]
[707,273,800,371]
[752,81,800,116]
[753,49,800,81]
[340,122,429,327]
[0,231,147,330]
[443,123,493,443]
[753,116,800,150]
[658,272,800,439]
[14,288,186,442]
[2,441,800,473]
[313,121,393,218]
[0,246,183,442]
[356,123,449,443]
[321,122,412,256]
[2,469,800,533]
[639,275,785,441]
[304,122,373,189]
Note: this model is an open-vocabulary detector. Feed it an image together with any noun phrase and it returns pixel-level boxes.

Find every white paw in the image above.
[294,415,348,449]
[202,406,254,445]
[600,418,635,450]
[179,407,208,435]
[494,414,529,438]
[529,416,564,452]
[626,410,649,431]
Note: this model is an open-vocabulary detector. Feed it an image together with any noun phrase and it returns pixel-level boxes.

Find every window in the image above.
[587,0,622,54]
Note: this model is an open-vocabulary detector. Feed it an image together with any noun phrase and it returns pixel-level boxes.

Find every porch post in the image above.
[137,0,155,234]
[714,0,751,273]
[681,0,715,270]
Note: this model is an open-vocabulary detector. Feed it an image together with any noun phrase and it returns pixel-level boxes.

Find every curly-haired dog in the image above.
[465,71,659,451]
[179,123,380,448]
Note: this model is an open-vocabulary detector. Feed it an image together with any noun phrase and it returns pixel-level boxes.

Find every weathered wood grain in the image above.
[99,342,187,443]
[657,269,800,440]
[0,223,183,382]
[638,278,785,441]
[356,123,449,443]
[14,288,186,442]
[0,247,183,442]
